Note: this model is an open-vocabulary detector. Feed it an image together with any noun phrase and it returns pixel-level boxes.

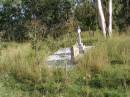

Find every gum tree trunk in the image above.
[108,0,112,37]
[97,0,106,38]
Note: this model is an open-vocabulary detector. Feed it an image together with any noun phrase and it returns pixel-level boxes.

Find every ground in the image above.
[0,32,130,97]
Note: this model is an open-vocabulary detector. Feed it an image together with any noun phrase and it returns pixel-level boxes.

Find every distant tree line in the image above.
[0,0,130,41]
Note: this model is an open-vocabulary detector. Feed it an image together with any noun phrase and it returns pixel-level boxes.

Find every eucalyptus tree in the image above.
[0,0,27,41]
[22,0,72,38]
[108,0,112,37]
[73,0,113,37]
[74,0,97,31]
[113,0,130,32]
[0,0,130,41]
[97,0,106,37]
[96,0,113,38]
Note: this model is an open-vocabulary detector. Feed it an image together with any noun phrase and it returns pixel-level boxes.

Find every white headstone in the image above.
[77,26,84,53]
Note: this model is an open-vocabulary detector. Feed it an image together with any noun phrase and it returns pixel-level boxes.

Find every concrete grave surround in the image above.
[47,46,94,67]
[47,48,72,67]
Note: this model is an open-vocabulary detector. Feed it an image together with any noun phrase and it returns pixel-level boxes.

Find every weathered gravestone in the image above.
[71,26,86,61]
[47,26,94,67]
[77,26,85,53]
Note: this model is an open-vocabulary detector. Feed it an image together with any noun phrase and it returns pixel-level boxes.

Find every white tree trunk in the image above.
[97,0,106,38]
[108,0,112,37]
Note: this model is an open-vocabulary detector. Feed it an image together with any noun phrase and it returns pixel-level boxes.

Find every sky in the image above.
[0,4,3,12]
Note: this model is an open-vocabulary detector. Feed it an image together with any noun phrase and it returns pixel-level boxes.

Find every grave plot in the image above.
[46,26,94,68]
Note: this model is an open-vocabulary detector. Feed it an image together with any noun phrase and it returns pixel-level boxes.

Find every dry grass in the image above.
[0,42,52,85]
[77,35,130,75]
[0,34,130,97]
[77,45,108,75]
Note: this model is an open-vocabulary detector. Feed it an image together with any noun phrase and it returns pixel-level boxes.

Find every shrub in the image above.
[89,74,105,88]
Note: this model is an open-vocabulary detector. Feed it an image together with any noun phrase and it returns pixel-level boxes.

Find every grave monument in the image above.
[71,26,85,61]
[77,26,85,53]
[47,26,94,67]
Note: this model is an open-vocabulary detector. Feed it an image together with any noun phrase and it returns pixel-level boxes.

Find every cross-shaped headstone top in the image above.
[76,26,84,53]
[77,26,81,34]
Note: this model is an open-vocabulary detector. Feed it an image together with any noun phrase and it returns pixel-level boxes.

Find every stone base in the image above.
[71,44,79,62]
[78,43,85,53]
[71,44,95,63]
[71,43,85,62]
[46,45,94,67]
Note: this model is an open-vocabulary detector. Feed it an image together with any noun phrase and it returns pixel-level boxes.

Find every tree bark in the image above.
[97,0,106,38]
[108,0,112,37]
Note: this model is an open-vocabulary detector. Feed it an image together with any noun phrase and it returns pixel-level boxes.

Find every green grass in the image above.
[0,32,130,97]
[76,35,130,97]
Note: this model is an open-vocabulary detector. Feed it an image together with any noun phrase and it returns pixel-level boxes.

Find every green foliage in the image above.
[75,1,98,31]
[74,0,130,32]
[1,0,130,41]
[0,0,72,41]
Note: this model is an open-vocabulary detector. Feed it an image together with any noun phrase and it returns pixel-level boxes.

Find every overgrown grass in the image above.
[76,35,130,97]
[0,33,130,97]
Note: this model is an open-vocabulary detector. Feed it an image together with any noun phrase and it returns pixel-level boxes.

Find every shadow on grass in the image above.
[111,60,124,65]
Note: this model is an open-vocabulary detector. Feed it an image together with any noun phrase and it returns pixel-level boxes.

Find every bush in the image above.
[89,74,105,88]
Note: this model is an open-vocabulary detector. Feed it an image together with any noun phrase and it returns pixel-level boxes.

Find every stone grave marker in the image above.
[47,26,94,68]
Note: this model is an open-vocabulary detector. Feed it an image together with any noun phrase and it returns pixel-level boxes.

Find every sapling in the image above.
[29,18,41,65]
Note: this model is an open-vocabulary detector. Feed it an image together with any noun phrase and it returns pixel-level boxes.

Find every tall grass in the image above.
[77,45,109,74]
[0,40,70,97]
[0,33,130,97]
[76,35,130,97]
[77,35,130,73]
